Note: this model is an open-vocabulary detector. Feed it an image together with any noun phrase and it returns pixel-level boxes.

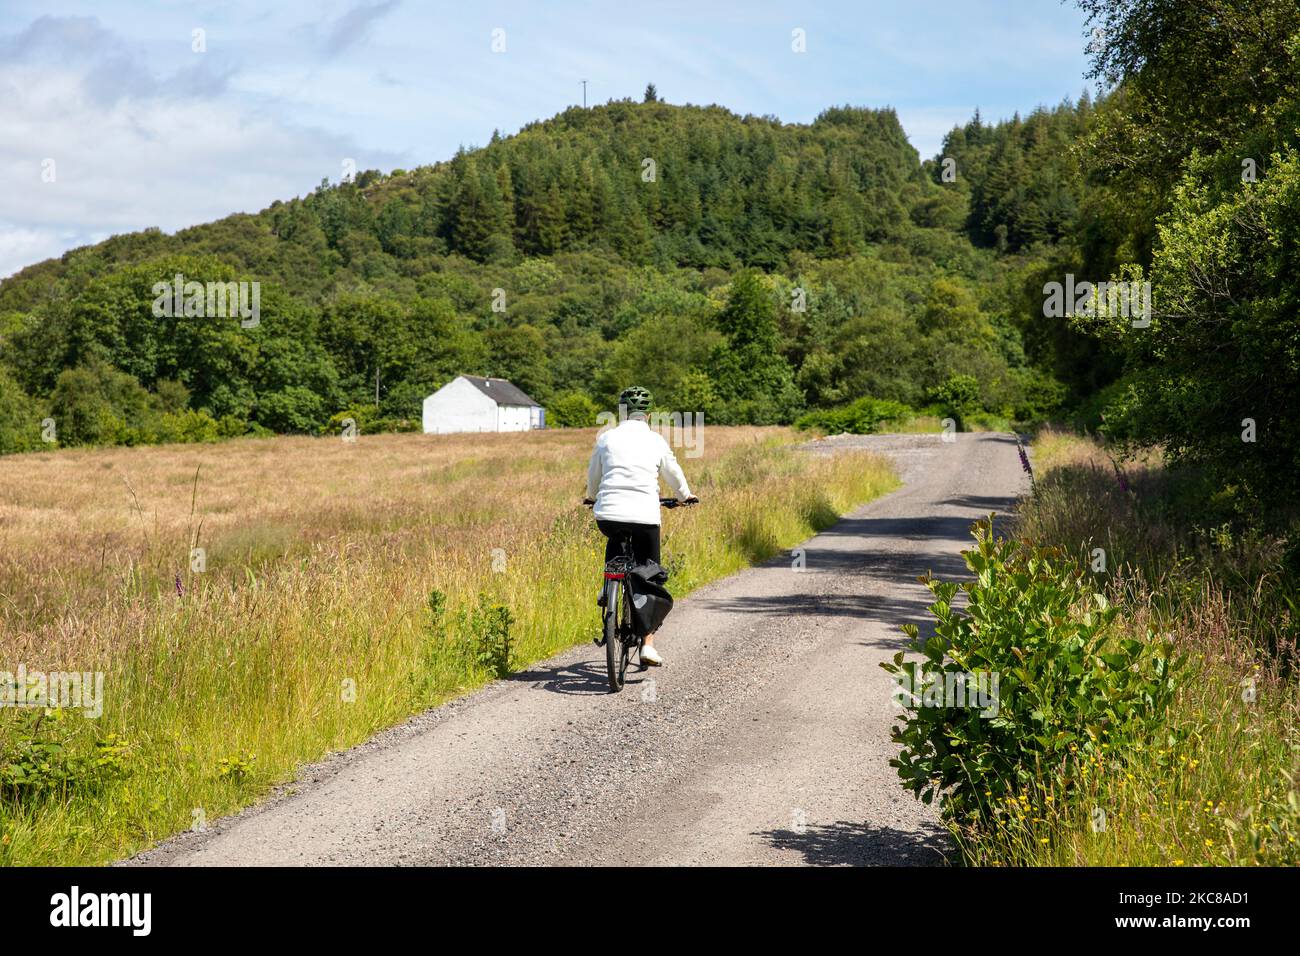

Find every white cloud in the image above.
[0,13,404,280]
[0,224,97,280]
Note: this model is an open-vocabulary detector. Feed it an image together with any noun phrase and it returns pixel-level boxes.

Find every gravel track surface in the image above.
[128,432,1026,867]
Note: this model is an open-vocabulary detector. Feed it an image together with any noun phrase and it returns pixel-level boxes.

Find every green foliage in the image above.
[1068,0,1300,530]
[934,99,1095,253]
[709,272,802,424]
[462,595,514,679]
[883,518,1181,821]
[48,360,153,446]
[794,397,912,434]
[0,98,1086,456]
[327,404,380,436]
[215,752,256,782]
[0,709,132,803]
[547,390,600,427]
[257,386,328,434]
[0,370,45,453]
[930,373,980,427]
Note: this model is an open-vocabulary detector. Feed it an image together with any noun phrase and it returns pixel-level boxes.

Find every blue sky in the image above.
[0,0,1095,279]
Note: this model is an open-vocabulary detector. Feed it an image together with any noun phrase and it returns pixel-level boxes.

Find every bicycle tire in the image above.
[604,582,624,691]
[617,589,634,685]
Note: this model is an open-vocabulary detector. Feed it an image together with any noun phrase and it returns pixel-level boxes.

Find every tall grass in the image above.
[0,426,897,865]
[965,429,1300,866]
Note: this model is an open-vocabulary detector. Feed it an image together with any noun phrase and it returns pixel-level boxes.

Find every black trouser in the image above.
[596,519,661,566]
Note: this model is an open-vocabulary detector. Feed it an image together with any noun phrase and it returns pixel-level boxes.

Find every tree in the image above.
[485,324,552,402]
[47,360,153,447]
[0,370,44,453]
[547,391,600,427]
[709,272,802,424]
[643,83,659,103]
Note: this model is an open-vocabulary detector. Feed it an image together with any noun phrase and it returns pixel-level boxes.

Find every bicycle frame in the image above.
[589,497,694,691]
[602,541,639,650]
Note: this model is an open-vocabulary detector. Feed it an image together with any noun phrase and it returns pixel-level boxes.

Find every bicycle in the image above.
[587,497,696,692]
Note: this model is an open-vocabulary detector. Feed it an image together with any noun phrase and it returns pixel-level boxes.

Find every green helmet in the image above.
[619,385,653,413]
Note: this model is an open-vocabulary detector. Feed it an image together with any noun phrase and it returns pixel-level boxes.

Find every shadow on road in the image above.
[696,590,939,645]
[756,819,951,866]
[935,495,1021,513]
[512,658,632,696]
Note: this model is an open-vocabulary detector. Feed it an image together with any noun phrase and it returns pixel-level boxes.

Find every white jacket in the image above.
[586,418,692,526]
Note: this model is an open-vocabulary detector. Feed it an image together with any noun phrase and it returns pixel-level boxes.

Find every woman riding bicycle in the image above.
[583,385,697,666]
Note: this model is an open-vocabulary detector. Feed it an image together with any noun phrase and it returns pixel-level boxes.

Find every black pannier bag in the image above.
[627,560,674,638]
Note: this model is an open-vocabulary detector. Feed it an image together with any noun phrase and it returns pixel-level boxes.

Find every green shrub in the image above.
[0,709,131,803]
[462,595,514,678]
[0,370,45,454]
[883,517,1182,822]
[47,361,152,447]
[547,390,601,428]
[258,386,328,433]
[795,397,912,434]
[154,408,221,444]
[327,404,379,436]
[929,373,980,429]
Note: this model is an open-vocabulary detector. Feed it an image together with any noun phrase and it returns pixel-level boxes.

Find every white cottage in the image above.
[422,375,545,434]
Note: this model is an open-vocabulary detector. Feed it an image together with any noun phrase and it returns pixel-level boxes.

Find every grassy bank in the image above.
[900,429,1297,866]
[0,426,897,865]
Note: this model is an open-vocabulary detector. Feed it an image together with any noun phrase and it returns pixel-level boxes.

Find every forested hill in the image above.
[0,96,1098,451]
[1,101,934,304]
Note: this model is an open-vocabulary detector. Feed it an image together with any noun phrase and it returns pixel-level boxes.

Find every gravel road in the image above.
[128,431,1027,867]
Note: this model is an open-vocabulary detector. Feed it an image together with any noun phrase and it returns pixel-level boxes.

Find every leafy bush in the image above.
[0,369,46,454]
[327,405,379,436]
[258,386,328,433]
[0,709,131,803]
[215,752,256,782]
[461,594,514,678]
[153,408,221,444]
[883,517,1181,822]
[929,373,980,428]
[795,397,912,434]
[547,390,600,428]
[47,360,153,447]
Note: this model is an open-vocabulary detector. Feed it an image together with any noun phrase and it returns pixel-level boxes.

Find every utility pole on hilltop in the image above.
[581,79,587,108]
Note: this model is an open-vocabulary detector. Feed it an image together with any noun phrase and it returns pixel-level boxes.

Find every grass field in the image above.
[959,429,1300,866]
[0,426,897,865]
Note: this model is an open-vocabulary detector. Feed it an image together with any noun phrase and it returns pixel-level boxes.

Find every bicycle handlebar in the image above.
[582,497,699,508]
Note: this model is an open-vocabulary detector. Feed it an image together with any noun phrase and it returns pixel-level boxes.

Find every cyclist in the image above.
[583,385,697,666]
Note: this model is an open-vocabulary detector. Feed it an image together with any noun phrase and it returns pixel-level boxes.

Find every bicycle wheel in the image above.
[604,582,624,691]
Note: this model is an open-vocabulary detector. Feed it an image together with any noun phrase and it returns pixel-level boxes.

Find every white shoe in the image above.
[640,644,664,667]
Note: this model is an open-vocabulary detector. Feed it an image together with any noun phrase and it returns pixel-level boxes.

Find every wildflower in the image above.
[1017,441,1034,483]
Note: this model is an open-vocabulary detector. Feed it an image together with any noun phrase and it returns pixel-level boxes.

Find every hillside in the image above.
[0,96,1097,451]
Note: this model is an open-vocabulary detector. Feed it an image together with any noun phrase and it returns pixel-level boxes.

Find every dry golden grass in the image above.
[0,426,898,864]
